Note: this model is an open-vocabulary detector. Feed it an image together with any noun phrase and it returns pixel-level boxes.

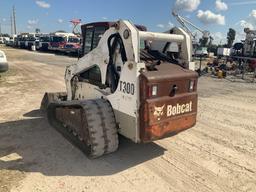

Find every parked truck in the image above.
[48,33,80,52]
[35,34,51,51]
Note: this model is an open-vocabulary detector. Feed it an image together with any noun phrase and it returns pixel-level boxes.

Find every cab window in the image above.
[80,65,102,85]
[84,28,94,54]
[83,26,107,55]
[92,26,106,49]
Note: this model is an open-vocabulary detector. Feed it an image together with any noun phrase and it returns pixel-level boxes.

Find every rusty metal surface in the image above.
[40,92,67,110]
[143,62,198,82]
[139,63,198,142]
[141,114,197,142]
[147,93,197,126]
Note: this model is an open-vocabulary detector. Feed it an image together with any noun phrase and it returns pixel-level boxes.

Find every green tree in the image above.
[0,33,10,37]
[208,36,214,46]
[55,30,67,33]
[35,28,40,33]
[199,37,209,47]
[227,28,236,48]
[208,44,218,55]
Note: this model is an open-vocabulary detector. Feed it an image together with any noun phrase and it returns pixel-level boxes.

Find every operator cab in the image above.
[79,22,189,94]
[80,22,147,92]
[81,22,147,56]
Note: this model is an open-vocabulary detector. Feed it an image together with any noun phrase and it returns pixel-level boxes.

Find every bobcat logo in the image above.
[153,105,165,120]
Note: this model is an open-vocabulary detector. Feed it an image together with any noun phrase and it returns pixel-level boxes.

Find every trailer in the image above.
[217,48,231,56]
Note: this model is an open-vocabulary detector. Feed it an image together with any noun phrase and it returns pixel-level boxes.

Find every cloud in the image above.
[2,18,6,22]
[35,1,50,9]
[215,0,228,11]
[174,0,201,12]
[27,19,39,25]
[212,32,223,39]
[234,20,253,41]
[27,25,33,30]
[102,17,108,20]
[168,22,174,28]
[235,31,246,42]
[211,32,226,44]
[237,20,254,29]
[57,19,64,24]
[156,22,174,29]
[234,10,256,33]
[234,9,256,42]
[249,10,256,21]
[156,24,165,28]
[27,19,38,30]
[197,10,225,25]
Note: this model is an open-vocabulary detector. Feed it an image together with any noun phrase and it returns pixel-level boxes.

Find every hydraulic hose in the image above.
[107,33,127,93]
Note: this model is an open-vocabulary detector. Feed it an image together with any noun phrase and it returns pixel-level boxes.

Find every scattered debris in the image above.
[0,153,23,162]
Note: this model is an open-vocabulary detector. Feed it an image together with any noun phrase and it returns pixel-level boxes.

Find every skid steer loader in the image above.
[41,20,198,158]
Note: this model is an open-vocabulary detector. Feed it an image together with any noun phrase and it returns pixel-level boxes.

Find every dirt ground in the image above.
[0,46,256,192]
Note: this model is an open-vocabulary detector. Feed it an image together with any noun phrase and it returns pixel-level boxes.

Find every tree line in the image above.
[199,28,236,54]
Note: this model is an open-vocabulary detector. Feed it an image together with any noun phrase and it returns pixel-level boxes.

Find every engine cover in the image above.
[139,63,198,142]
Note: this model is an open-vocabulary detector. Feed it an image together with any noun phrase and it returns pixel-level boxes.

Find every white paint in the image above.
[139,31,184,42]
[167,101,193,117]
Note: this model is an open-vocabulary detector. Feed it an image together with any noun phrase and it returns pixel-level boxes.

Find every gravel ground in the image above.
[0,46,256,192]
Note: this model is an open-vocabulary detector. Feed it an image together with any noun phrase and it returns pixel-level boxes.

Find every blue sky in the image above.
[0,0,256,44]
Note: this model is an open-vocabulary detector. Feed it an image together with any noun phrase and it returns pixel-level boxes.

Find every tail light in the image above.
[148,85,158,97]
[189,80,195,92]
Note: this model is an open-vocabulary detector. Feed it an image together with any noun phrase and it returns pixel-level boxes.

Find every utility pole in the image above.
[13,6,17,34]
[10,14,13,35]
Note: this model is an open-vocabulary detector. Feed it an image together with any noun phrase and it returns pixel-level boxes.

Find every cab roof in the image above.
[81,21,147,32]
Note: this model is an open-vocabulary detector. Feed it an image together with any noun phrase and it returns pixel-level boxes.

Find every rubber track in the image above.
[96,99,118,154]
[47,99,118,158]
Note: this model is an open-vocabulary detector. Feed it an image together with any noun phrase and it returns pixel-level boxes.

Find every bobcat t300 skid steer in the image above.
[41,20,198,158]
